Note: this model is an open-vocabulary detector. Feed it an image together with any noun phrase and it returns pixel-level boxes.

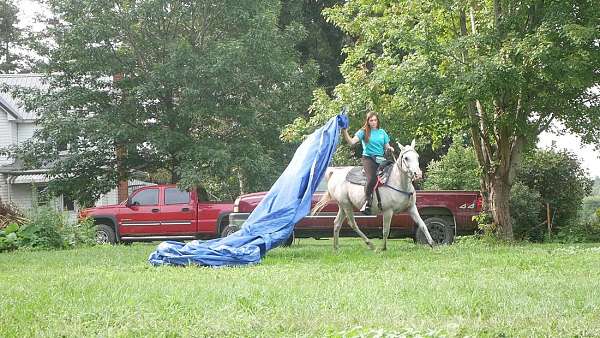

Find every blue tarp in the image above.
[148,113,349,267]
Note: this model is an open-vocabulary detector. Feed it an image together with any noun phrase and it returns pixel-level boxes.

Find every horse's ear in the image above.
[410,139,416,148]
[397,141,404,152]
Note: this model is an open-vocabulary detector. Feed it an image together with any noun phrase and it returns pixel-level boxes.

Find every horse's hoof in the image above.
[367,243,376,250]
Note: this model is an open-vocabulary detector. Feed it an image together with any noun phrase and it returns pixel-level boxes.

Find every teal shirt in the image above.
[356,128,390,157]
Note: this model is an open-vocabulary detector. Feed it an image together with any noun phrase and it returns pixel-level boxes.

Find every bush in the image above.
[510,182,544,241]
[580,196,600,222]
[518,149,592,234]
[15,207,96,250]
[553,218,600,243]
[423,136,480,190]
[0,223,20,252]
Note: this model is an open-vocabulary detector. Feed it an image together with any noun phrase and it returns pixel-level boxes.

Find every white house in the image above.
[0,73,152,213]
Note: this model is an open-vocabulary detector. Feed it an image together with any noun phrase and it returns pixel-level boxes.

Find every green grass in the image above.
[1,238,600,337]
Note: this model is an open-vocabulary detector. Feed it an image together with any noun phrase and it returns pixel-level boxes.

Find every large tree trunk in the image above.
[489,174,514,239]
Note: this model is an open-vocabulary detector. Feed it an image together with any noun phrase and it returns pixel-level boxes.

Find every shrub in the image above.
[17,207,96,250]
[580,196,600,222]
[0,223,20,252]
[553,218,600,243]
[510,182,544,241]
[517,149,592,234]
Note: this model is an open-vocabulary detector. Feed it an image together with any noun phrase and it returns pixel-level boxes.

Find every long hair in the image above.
[361,112,380,143]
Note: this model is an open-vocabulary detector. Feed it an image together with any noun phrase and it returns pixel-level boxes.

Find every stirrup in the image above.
[360,201,372,215]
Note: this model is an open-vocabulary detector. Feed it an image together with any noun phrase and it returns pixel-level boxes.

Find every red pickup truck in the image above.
[228,181,482,245]
[79,184,233,244]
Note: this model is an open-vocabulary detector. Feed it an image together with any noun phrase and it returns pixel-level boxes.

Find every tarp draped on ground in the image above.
[148,113,349,267]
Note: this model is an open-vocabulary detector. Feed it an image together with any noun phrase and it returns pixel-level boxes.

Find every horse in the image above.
[311,139,435,251]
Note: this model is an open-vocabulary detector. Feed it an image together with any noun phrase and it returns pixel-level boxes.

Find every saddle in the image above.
[345,160,394,188]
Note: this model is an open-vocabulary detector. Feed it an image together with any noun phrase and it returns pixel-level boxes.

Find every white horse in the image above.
[312,140,435,251]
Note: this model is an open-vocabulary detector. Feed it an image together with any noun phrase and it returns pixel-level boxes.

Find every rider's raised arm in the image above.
[341,129,360,146]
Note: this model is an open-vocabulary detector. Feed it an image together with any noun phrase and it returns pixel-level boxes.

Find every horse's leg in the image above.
[345,206,375,250]
[333,208,346,251]
[380,209,394,251]
[408,205,434,247]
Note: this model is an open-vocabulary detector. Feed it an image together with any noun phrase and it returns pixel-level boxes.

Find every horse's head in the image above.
[396,139,422,181]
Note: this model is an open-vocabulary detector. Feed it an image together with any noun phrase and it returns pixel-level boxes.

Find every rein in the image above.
[383,149,415,197]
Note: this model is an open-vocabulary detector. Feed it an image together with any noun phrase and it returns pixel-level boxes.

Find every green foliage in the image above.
[16,207,95,250]
[581,195,600,222]
[280,0,346,91]
[13,0,319,202]
[553,218,600,244]
[518,149,593,232]
[423,136,480,190]
[510,182,544,242]
[0,223,20,252]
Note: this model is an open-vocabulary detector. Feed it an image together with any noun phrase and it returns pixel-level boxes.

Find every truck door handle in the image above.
[181,207,190,212]
[152,208,159,212]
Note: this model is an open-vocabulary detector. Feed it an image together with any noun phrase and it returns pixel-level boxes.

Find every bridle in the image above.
[391,147,418,181]
[377,148,417,199]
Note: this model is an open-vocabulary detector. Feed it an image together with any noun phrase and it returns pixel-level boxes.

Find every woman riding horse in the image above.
[341,112,395,215]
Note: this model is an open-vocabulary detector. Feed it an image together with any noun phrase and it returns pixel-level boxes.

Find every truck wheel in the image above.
[96,224,116,244]
[220,225,240,238]
[281,231,295,247]
[415,217,455,245]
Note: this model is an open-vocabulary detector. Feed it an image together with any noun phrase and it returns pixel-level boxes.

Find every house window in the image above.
[165,188,190,205]
[130,188,159,206]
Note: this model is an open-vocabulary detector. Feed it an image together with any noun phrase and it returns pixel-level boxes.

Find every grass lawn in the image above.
[1,237,600,337]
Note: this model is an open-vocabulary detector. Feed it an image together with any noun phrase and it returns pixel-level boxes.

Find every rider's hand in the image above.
[387,146,395,153]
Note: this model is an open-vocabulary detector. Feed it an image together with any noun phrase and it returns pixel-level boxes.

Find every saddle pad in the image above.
[346,167,367,186]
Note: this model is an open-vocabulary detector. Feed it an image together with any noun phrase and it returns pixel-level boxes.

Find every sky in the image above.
[16,1,600,178]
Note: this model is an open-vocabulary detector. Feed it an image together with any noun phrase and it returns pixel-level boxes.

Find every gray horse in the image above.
[312,140,435,251]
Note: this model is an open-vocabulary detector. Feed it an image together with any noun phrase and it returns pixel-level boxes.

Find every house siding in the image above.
[17,122,37,144]
[0,109,12,165]
[0,174,8,203]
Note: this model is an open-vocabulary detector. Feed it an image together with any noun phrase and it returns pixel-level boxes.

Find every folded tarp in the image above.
[148,113,349,267]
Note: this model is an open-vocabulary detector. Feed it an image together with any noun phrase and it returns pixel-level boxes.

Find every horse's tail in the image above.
[311,169,335,215]
[311,191,331,216]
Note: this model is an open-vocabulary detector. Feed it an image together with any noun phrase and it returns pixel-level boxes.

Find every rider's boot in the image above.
[360,193,373,215]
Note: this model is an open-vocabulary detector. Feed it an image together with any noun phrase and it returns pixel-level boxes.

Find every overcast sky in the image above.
[16,1,600,178]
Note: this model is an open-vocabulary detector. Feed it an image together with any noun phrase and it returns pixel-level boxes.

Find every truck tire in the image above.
[220,225,240,238]
[96,223,116,244]
[415,217,455,245]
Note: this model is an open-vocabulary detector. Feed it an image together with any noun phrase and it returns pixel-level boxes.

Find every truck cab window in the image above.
[131,188,159,206]
[165,188,190,205]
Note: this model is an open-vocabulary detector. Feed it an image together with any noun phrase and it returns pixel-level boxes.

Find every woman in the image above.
[341,112,395,215]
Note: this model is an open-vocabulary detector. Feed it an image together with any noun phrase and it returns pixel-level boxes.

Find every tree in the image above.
[0,0,38,73]
[0,0,21,73]
[423,135,480,191]
[517,148,593,231]
[285,0,599,239]
[13,0,318,205]
[280,0,346,92]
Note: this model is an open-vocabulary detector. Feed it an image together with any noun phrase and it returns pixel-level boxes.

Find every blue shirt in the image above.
[356,128,390,157]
